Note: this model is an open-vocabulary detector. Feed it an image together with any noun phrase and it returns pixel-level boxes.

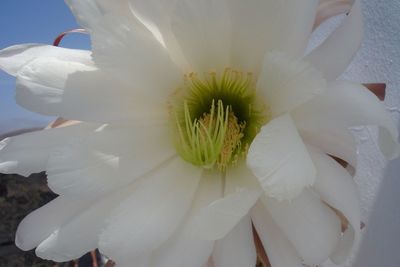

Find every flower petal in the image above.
[0,123,98,176]
[251,201,303,267]
[16,57,166,122]
[0,44,91,76]
[116,256,150,267]
[228,0,319,71]
[99,157,201,265]
[308,146,361,264]
[151,171,221,267]
[257,51,326,117]
[331,228,355,264]
[15,196,93,251]
[35,184,134,262]
[299,128,358,168]
[91,28,181,95]
[305,0,363,80]
[170,0,231,72]
[292,81,400,162]
[212,215,257,267]
[46,123,175,196]
[65,0,149,40]
[66,0,181,94]
[247,114,316,201]
[314,0,352,28]
[185,189,261,241]
[224,162,262,194]
[128,0,190,69]
[263,189,342,266]
[185,165,261,241]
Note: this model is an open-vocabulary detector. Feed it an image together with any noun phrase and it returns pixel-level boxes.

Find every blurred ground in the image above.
[0,172,55,267]
[0,172,103,267]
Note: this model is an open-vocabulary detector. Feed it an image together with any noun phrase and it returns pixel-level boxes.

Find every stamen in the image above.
[175,100,229,169]
[171,69,269,171]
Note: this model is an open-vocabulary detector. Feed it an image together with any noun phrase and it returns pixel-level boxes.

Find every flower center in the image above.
[170,69,269,171]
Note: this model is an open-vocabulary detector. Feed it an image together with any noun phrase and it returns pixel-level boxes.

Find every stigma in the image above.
[171,69,269,172]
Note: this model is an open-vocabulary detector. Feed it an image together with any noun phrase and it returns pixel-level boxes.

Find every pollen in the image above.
[171,68,269,172]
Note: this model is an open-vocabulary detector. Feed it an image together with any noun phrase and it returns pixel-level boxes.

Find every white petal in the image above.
[65,0,105,31]
[99,157,201,264]
[35,185,133,262]
[47,123,175,196]
[305,0,363,80]
[299,128,358,168]
[66,0,181,94]
[15,196,93,251]
[331,227,355,264]
[263,189,342,266]
[170,0,231,72]
[251,202,303,267]
[224,162,262,195]
[213,215,256,267]
[185,180,260,240]
[16,57,166,122]
[116,255,150,267]
[228,0,319,71]
[91,28,181,95]
[308,146,361,264]
[292,81,400,162]
[0,44,91,76]
[314,0,352,28]
[247,114,316,201]
[0,123,98,176]
[257,51,326,117]
[65,0,149,38]
[152,229,213,267]
[128,0,190,69]
[151,171,221,267]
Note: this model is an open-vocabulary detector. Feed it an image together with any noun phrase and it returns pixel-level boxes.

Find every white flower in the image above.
[0,0,398,266]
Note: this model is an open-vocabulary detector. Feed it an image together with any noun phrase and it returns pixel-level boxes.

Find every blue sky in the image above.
[0,0,90,135]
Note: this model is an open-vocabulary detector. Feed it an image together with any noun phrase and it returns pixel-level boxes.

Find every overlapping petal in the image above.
[213,215,257,267]
[35,185,134,262]
[128,0,190,69]
[0,123,98,176]
[228,0,319,71]
[306,0,363,80]
[98,157,201,265]
[185,189,260,241]
[262,189,342,266]
[247,114,316,200]
[46,123,175,196]
[308,146,361,264]
[298,127,358,168]
[0,44,91,76]
[66,0,182,94]
[15,57,168,123]
[257,51,326,117]
[15,196,94,251]
[251,202,303,267]
[185,165,261,240]
[151,171,221,267]
[170,0,231,72]
[314,0,352,28]
[292,81,400,164]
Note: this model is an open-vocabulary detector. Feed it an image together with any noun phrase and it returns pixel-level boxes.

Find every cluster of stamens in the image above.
[170,68,268,172]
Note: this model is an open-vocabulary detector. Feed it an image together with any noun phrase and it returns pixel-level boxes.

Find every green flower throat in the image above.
[171,69,269,172]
